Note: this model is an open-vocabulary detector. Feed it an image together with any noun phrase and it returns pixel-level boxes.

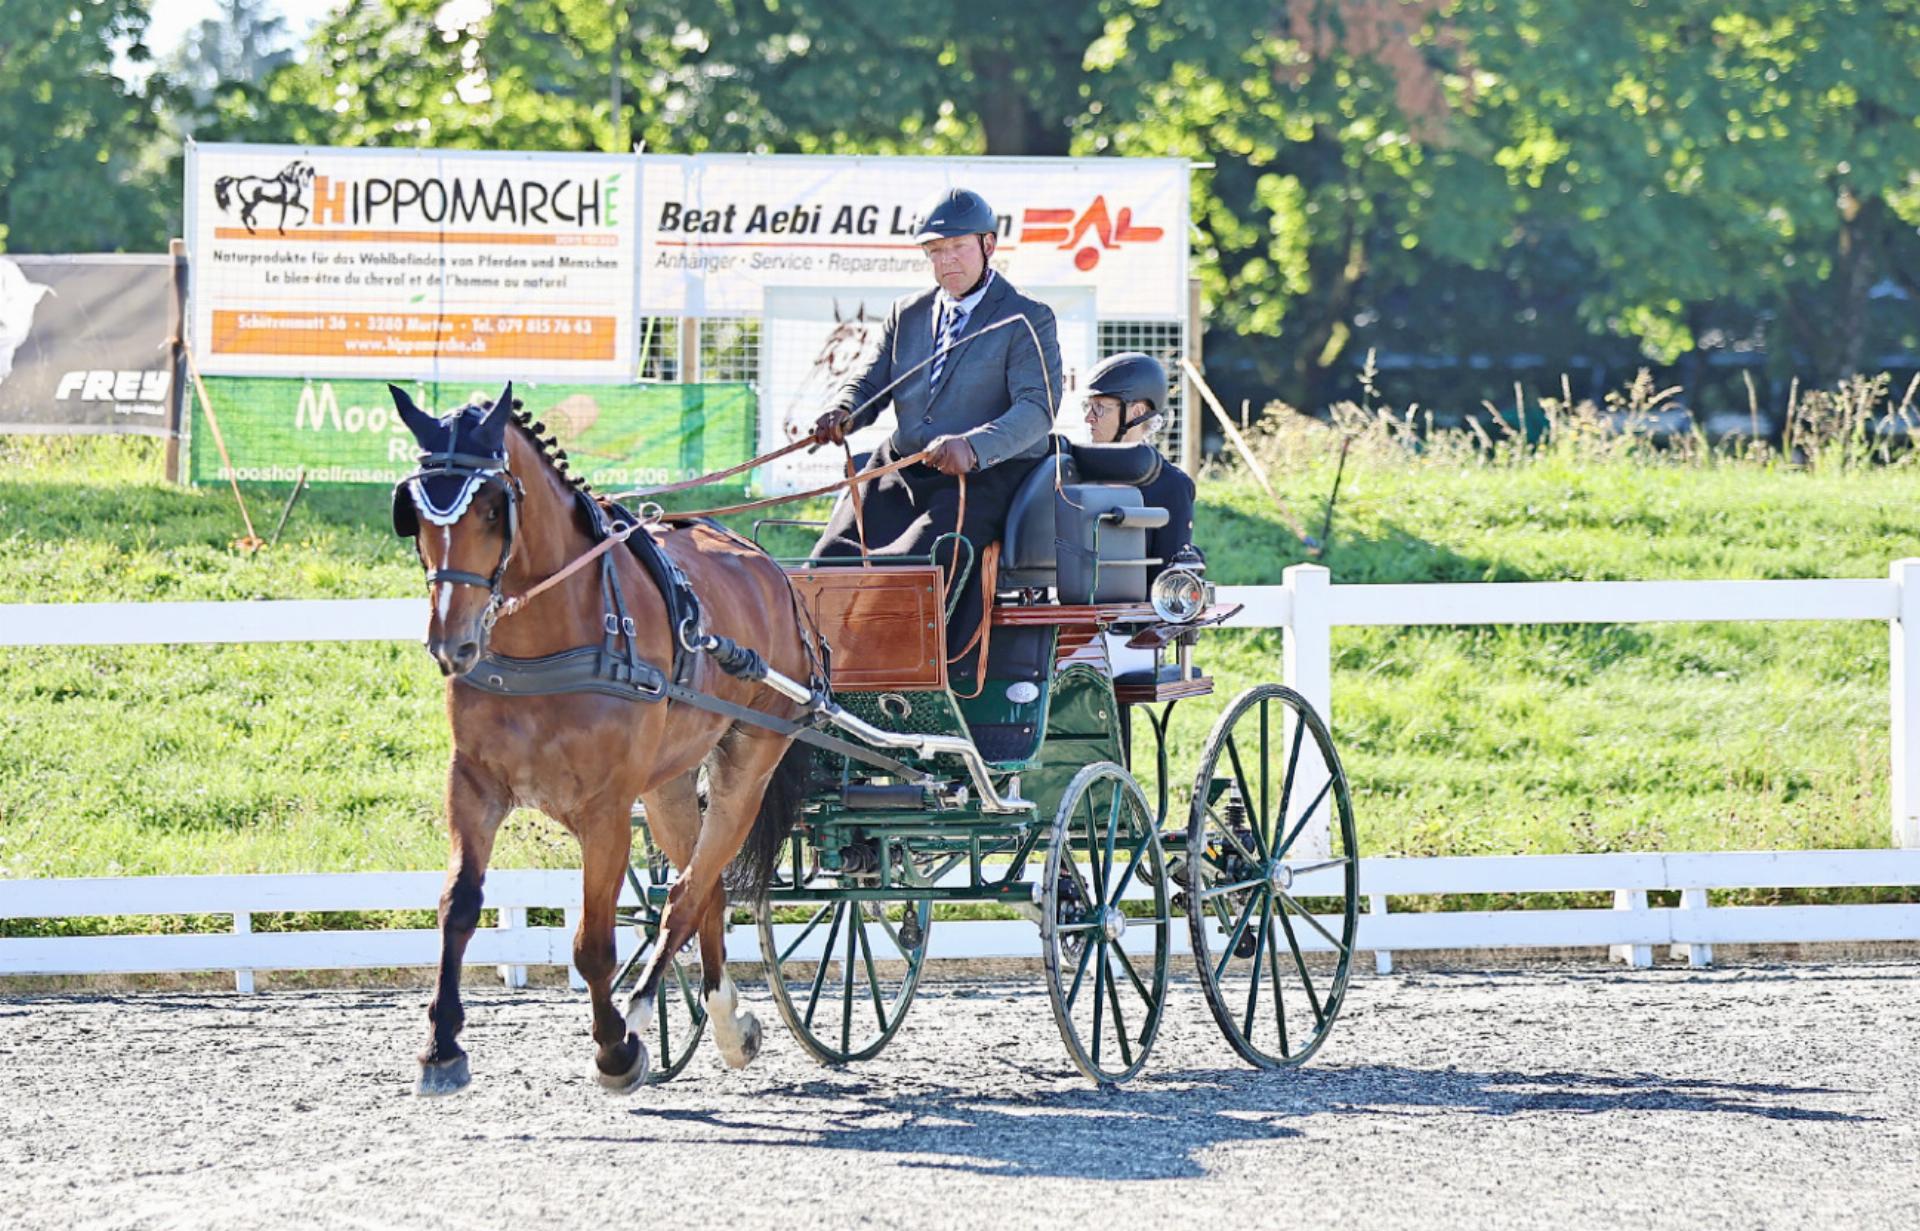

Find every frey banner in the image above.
[186,143,638,381]
[0,254,177,436]
[188,378,755,489]
[641,155,1189,320]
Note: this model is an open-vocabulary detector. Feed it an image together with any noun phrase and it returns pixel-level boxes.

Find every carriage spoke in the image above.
[1243,891,1275,1039]
[1102,786,1123,896]
[1274,896,1326,1028]
[1064,920,1099,1010]
[779,902,835,966]
[1082,792,1109,901]
[854,904,888,1031]
[1113,942,1153,1007]
[1271,712,1307,856]
[1265,901,1292,1056]
[1223,734,1266,858]
[802,902,846,1030]
[841,902,858,1055]
[1110,829,1155,905]
[1275,888,1350,957]
[1090,935,1108,1068]
[1259,699,1270,840]
[672,953,702,1018]
[1102,947,1133,1068]
[1204,813,1262,871]
[1213,891,1262,983]
[1284,856,1350,877]
[1200,876,1267,900]
[1274,777,1335,860]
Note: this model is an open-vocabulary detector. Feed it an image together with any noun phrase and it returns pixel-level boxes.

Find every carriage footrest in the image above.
[840,783,928,810]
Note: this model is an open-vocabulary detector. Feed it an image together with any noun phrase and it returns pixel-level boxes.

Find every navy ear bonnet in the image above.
[389,382,515,538]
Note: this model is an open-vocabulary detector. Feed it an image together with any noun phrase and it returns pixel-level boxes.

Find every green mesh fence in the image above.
[188,378,756,489]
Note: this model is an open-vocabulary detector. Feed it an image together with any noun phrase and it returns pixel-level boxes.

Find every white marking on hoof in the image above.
[594,1033,649,1093]
[415,1053,471,1097]
[707,972,761,1069]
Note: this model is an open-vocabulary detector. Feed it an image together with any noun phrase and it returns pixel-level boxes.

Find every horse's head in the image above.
[390,381,523,676]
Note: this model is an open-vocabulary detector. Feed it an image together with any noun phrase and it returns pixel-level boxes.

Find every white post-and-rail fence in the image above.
[2,560,1918,987]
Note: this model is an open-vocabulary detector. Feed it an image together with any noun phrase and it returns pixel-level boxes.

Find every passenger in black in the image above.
[1080,352,1195,577]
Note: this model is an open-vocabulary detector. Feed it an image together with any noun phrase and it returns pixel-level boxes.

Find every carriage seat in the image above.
[999,441,1170,603]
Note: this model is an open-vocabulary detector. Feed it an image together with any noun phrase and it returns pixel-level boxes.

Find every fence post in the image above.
[1369,894,1392,975]
[1608,889,1653,968]
[1672,888,1712,968]
[564,906,586,991]
[232,911,254,993]
[1282,564,1334,860]
[496,906,528,989]
[1894,559,1920,848]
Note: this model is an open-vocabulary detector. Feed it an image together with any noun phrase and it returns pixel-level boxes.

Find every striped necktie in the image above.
[930,300,967,387]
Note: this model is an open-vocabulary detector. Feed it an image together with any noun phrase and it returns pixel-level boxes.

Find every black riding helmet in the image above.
[1086,352,1168,432]
[913,187,999,243]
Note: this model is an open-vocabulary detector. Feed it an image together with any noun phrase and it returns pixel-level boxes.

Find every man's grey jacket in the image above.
[831,274,1064,472]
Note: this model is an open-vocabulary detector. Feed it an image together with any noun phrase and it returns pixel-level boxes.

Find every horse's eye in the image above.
[486,505,501,524]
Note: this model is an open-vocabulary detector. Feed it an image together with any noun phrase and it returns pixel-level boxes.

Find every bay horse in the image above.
[390,383,816,1095]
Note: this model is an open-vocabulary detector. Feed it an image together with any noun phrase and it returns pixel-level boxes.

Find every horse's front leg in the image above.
[416,756,508,1096]
[575,808,648,1092]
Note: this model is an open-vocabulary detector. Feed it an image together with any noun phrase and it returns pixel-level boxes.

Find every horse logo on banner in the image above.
[0,257,55,385]
[213,160,316,235]
[782,301,883,442]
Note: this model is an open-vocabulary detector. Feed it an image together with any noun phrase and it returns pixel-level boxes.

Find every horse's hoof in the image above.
[594,1034,649,1094]
[725,1014,763,1070]
[415,1054,471,1097]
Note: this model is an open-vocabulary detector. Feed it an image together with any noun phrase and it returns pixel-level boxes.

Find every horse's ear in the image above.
[473,382,513,451]
[832,298,842,323]
[390,384,439,443]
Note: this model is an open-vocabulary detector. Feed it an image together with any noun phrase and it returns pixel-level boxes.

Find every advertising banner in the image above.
[759,285,1097,492]
[641,155,1189,320]
[188,378,754,489]
[0,255,177,436]
[186,143,638,381]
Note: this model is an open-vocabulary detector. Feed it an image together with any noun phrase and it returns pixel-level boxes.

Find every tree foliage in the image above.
[0,0,169,252]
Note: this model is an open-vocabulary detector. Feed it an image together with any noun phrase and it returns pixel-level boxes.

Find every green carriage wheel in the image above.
[1186,684,1359,1069]
[612,859,708,1083]
[1041,761,1171,1086]
[756,879,932,1065]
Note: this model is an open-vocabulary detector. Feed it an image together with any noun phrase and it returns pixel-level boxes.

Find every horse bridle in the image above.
[399,449,525,629]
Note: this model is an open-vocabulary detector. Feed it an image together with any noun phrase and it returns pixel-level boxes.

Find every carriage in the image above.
[611,437,1362,1086]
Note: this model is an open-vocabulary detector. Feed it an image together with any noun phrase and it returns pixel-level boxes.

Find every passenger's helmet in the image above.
[913,188,999,243]
[1085,352,1168,417]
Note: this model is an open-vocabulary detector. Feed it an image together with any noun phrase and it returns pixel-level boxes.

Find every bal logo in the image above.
[213,160,315,235]
[1018,195,1164,270]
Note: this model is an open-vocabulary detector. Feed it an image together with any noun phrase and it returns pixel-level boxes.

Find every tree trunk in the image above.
[971,50,1070,156]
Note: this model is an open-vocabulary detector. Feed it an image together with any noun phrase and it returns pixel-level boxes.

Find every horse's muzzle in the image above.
[427,636,483,677]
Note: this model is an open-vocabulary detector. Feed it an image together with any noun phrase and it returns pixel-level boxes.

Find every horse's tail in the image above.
[214,177,234,210]
[730,740,812,900]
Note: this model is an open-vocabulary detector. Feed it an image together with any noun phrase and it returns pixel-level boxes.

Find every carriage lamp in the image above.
[1150,566,1212,623]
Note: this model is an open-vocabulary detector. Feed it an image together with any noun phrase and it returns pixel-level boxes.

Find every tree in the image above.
[0,0,171,251]
[162,0,294,109]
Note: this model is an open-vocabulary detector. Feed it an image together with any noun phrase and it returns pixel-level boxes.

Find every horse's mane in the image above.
[497,399,594,497]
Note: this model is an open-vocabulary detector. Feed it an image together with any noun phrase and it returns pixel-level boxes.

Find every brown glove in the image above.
[811,408,852,446]
[925,435,977,476]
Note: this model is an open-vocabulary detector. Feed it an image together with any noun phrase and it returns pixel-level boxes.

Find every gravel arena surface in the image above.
[3,962,1918,1230]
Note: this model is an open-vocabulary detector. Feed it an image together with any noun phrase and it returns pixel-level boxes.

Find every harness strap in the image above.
[660,446,935,521]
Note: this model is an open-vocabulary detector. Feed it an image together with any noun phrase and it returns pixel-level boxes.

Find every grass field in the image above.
[1,434,1915,913]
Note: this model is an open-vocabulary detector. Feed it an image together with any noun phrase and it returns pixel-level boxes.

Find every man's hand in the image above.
[925,435,977,476]
[810,408,851,446]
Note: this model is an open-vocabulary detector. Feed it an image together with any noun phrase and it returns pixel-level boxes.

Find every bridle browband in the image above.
[401,448,525,627]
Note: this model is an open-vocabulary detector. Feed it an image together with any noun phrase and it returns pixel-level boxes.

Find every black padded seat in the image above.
[998,439,1170,602]
[1113,662,1206,688]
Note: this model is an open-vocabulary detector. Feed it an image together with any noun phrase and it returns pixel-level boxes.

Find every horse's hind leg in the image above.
[699,901,762,1069]
[418,757,508,1096]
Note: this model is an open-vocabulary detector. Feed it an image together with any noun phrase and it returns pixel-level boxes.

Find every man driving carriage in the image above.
[809,187,1063,678]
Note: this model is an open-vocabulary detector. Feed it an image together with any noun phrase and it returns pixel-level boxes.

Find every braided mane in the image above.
[496,398,595,496]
